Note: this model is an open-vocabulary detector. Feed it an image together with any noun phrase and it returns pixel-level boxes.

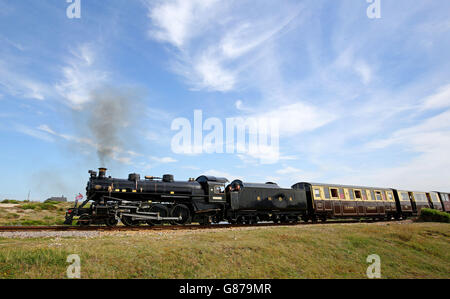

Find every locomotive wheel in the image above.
[148,204,169,225]
[170,204,192,225]
[105,217,118,227]
[77,214,91,227]
[121,216,135,227]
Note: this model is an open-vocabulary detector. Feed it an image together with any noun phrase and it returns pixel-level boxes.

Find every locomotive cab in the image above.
[195,175,228,203]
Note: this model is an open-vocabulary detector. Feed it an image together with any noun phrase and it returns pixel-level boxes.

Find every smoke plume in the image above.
[86,87,141,167]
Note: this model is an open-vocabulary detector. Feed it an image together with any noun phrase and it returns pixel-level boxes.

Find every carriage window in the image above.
[323,187,330,199]
[386,192,393,201]
[375,191,382,201]
[330,188,339,198]
[339,188,345,199]
[431,194,439,202]
[354,190,362,200]
[414,194,423,202]
[401,192,409,201]
[313,188,321,199]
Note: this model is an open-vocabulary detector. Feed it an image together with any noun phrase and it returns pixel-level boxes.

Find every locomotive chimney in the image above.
[98,168,107,178]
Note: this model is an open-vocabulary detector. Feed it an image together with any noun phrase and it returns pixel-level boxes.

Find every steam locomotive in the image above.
[64,168,449,226]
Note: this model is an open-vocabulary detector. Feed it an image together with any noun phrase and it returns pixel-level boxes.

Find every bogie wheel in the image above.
[170,204,192,225]
[148,204,169,225]
[105,217,118,227]
[77,214,92,227]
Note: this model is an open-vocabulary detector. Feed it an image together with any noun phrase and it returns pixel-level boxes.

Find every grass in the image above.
[0,222,448,279]
[0,201,72,226]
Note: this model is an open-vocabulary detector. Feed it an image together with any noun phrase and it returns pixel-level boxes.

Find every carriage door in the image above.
[374,191,385,215]
[330,187,342,216]
[343,188,357,216]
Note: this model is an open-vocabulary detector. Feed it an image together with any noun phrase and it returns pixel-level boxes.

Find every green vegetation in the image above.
[0,222,448,279]
[1,200,20,204]
[419,208,450,223]
[20,202,59,211]
[0,201,72,226]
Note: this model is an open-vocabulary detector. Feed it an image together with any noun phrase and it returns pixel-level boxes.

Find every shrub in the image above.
[419,208,450,223]
[1,199,20,204]
[20,202,58,211]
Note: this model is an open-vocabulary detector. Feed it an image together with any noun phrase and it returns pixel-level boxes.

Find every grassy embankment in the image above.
[0,222,448,279]
[0,200,73,226]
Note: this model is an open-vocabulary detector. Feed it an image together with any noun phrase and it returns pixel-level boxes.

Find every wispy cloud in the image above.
[422,83,450,110]
[0,59,49,100]
[147,0,303,92]
[55,44,108,108]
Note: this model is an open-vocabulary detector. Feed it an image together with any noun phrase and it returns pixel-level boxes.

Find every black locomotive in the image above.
[64,168,308,226]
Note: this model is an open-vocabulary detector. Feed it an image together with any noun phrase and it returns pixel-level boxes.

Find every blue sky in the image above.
[1,0,450,201]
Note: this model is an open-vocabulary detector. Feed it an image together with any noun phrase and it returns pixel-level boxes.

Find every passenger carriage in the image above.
[392,190,431,217]
[436,192,450,212]
[292,182,397,221]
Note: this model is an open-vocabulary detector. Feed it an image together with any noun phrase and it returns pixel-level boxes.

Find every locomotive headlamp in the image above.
[94,185,102,190]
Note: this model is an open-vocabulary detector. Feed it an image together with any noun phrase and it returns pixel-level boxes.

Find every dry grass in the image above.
[0,222,449,279]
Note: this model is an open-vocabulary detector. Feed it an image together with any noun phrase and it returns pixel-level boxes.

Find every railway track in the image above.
[0,219,399,232]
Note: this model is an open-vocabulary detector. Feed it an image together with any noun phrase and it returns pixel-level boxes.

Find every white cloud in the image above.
[55,44,108,108]
[151,156,177,163]
[147,0,302,92]
[15,124,54,142]
[0,60,48,100]
[422,83,450,110]
[276,166,301,175]
[147,0,219,48]
[257,102,335,137]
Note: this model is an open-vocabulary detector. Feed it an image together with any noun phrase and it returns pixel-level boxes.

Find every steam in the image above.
[86,88,140,166]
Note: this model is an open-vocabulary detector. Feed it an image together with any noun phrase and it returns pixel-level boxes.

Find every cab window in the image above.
[214,186,225,194]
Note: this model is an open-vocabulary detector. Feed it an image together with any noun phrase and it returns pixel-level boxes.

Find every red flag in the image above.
[75,193,83,200]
